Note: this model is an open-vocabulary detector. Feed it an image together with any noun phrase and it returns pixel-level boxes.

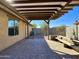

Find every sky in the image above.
[31,6,79,28]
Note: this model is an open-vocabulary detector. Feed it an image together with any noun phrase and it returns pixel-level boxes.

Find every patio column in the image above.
[48,21,50,40]
[27,20,32,37]
[44,20,50,40]
[27,23,29,37]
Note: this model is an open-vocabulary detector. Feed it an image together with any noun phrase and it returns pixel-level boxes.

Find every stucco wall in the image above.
[0,9,28,51]
[66,27,73,38]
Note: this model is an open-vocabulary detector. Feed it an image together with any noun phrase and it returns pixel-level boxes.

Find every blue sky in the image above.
[31,6,79,28]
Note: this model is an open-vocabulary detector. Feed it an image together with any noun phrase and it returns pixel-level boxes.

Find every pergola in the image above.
[2,0,79,39]
[7,0,79,22]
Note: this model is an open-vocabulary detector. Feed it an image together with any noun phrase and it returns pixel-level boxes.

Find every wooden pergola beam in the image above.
[27,20,32,24]
[12,0,68,3]
[44,20,50,24]
[49,0,71,19]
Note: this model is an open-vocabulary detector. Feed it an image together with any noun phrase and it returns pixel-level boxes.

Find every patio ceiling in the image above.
[5,0,79,20]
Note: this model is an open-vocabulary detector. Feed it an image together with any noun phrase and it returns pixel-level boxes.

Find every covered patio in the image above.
[0,0,79,59]
[0,35,79,59]
[3,0,78,40]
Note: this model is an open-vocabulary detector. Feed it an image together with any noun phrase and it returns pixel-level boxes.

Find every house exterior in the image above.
[66,24,79,40]
[66,26,74,39]
[0,2,32,51]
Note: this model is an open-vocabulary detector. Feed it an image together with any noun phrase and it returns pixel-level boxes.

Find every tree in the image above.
[56,25,66,31]
[32,24,37,28]
[55,25,66,36]
[40,22,48,35]
[40,22,48,28]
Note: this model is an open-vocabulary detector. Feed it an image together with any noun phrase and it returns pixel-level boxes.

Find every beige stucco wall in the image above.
[0,9,28,51]
[66,26,74,39]
[66,25,79,40]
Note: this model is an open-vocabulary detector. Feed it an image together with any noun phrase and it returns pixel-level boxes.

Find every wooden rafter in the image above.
[2,0,79,20]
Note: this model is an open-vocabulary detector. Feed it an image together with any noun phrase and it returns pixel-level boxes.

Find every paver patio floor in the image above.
[0,36,79,59]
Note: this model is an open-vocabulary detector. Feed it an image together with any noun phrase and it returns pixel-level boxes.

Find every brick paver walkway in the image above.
[0,36,79,59]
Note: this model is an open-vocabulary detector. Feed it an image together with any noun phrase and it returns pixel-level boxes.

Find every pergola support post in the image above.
[44,20,50,40]
[44,20,48,24]
[27,20,32,38]
[27,20,32,24]
[47,20,50,40]
[27,24,29,36]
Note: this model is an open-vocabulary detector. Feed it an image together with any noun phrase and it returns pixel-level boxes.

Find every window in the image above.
[8,19,19,36]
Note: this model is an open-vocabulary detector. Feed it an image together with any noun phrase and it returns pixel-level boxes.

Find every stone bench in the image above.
[56,35,79,53]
